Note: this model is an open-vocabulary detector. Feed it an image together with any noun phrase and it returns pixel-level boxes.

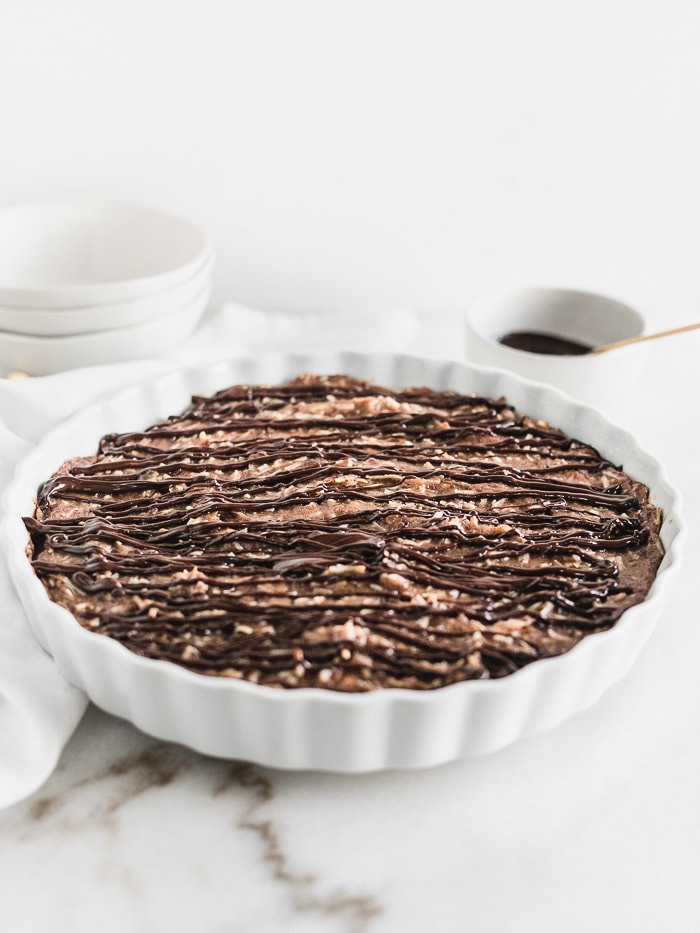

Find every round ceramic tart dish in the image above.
[1,353,683,772]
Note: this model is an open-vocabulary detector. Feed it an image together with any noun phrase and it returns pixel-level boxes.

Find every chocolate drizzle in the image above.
[25,374,664,691]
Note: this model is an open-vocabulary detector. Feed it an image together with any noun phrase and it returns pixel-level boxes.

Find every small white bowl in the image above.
[466,287,646,412]
[0,257,213,337]
[0,282,210,375]
[0,201,212,309]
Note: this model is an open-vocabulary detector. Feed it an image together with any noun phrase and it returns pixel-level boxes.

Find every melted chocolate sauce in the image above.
[25,375,662,690]
[499,331,592,355]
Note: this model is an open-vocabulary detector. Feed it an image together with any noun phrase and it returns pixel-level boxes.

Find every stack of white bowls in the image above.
[0,201,214,375]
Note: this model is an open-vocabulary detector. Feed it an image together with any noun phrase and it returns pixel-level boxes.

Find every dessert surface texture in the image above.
[26,374,664,691]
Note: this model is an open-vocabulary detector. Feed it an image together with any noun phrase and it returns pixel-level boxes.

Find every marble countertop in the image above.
[2,310,699,933]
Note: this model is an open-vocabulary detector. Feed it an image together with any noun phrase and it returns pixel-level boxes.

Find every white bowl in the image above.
[0,353,684,772]
[0,257,213,337]
[0,201,212,309]
[0,282,210,375]
[466,287,647,413]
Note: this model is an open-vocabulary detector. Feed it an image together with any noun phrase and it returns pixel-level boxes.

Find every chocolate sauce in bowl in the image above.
[499,331,592,356]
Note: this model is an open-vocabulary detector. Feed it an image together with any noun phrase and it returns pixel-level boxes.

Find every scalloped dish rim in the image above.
[0,352,685,771]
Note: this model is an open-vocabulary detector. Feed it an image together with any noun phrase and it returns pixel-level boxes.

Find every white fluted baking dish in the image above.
[0,353,684,771]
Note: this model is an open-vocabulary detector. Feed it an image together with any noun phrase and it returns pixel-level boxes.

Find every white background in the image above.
[1,0,699,323]
[1,4,700,933]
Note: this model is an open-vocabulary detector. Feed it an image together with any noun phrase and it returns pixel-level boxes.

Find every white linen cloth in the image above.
[0,302,419,808]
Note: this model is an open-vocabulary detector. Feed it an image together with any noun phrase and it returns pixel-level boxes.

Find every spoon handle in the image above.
[591,321,700,354]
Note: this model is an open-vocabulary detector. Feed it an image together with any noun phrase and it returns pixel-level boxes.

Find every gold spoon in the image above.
[590,321,700,354]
